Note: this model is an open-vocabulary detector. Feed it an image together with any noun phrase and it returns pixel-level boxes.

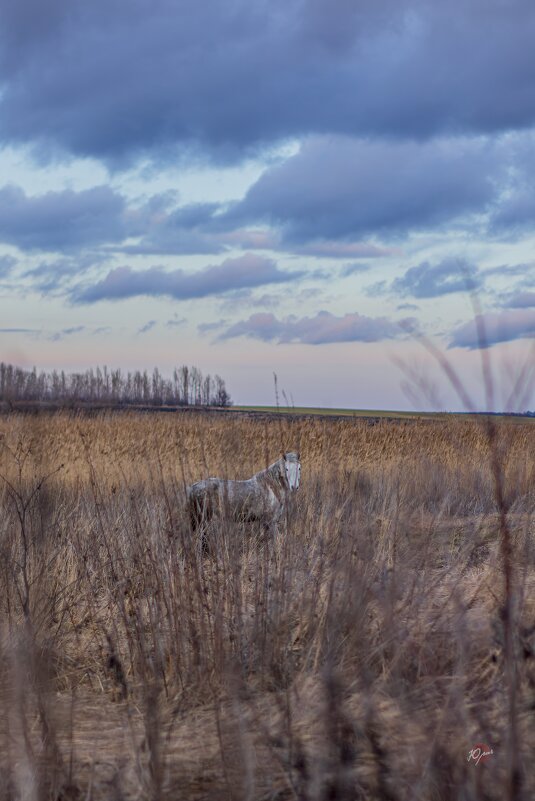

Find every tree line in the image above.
[0,363,232,407]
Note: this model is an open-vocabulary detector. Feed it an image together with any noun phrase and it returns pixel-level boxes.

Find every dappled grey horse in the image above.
[187,452,301,545]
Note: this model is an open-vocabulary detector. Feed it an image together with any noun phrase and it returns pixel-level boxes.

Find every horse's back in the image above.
[187,475,281,527]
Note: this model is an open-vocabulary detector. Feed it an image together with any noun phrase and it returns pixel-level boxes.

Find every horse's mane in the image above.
[256,457,284,484]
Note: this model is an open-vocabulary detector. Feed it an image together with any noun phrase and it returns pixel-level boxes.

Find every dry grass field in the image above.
[0,410,533,800]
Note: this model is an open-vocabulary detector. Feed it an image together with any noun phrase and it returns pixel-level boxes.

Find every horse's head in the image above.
[282,451,301,491]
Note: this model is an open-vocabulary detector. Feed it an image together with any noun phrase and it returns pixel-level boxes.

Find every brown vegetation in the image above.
[0,410,533,800]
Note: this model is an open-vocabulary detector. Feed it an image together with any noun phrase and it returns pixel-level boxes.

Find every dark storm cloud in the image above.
[490,190,535,234]
[71,254,303,304]
[488,140,535,234]
[137,320,157,335]
[287,242,395,259]
[225,137,499,241]
[0,184,128,251]
[0,186,227,257]
[198,320,229,334]
[116,236,225,257]
[218,310,415,344]
[119,202,227,256]
[101,137,535,250]
[505,290,535,309]
[366,258,483,299]
[1,1,535,162]
[217,230,397,260]
[449,309,535,349]
[0,255,17,276]
[49,325,86,341]
[166,315,187,328]
[341,263,372,277]
[131,134,535,248]
[0,327,36,334]
[488,266,535,309]
[3,134,535,266]
[24,253,108,291]
[390,258,483,298]
[44,324,111,340]
[216,286,325,313]
[483,263,534,278]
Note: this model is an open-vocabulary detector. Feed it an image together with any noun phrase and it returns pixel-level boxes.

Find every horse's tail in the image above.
[187,484,200,530]
[187,481,215,532]
[187,483,215,554]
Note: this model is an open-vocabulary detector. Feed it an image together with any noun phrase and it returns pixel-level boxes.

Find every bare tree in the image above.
[0,362,232,407]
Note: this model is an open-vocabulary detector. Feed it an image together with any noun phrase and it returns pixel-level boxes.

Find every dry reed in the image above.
[0,410,533,800]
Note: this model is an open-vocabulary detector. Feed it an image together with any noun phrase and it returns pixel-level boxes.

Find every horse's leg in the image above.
[188,498,200,533]
[266,520,279,541]
[263,505,282,542]
[272,501,287,543]
[187,492,214,556]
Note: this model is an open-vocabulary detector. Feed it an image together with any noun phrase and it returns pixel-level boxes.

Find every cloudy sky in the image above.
[0,0,534,410]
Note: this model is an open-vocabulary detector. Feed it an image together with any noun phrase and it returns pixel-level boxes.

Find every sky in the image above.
[0,0,534,411]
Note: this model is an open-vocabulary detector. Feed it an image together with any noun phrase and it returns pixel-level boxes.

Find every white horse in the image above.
[187,452,301,544]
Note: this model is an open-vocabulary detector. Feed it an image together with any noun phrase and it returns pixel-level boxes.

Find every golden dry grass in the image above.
[0,410,533,801]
